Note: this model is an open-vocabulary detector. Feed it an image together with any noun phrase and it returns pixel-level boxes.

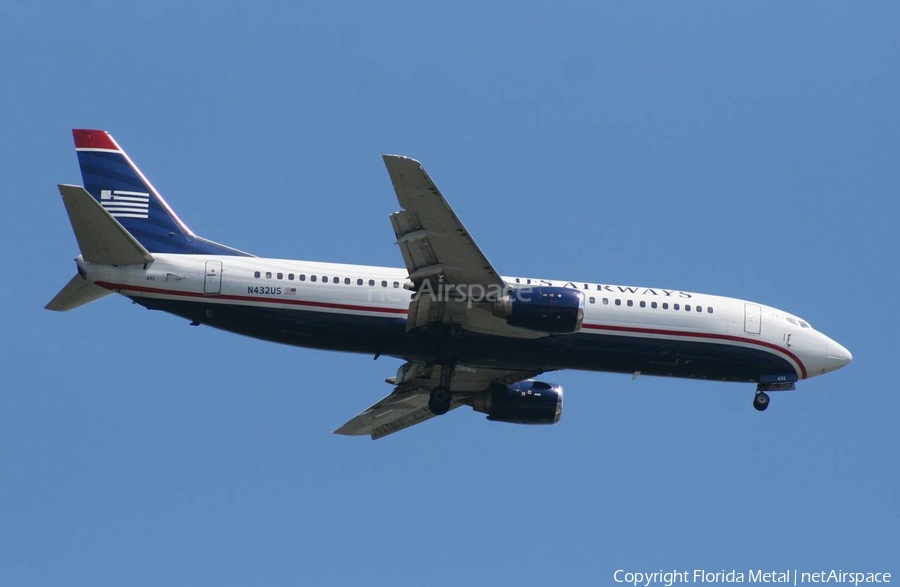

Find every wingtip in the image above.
[331,427,364,438]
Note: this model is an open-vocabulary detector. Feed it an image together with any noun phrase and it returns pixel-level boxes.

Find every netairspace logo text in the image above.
[614,570,891,587]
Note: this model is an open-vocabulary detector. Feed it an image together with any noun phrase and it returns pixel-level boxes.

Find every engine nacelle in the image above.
[469,380,563,425]
[492,286,584,334]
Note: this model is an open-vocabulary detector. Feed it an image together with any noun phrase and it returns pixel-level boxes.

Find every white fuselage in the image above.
[79,253,852,383]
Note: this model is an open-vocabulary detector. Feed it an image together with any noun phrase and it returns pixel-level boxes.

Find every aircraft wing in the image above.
[383,156,544,338]
[333,387,466,440]
[383,155,505,291]
[334,362,541,440]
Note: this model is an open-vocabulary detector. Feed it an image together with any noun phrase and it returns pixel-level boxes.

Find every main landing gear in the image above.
[428,387,452,415]
[427,364,455,416]
[753,391,770,412]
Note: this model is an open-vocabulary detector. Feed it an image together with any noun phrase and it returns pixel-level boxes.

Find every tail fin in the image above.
[72,129,251,256]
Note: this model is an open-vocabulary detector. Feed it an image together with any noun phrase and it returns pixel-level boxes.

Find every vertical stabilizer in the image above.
[72,129,252,257]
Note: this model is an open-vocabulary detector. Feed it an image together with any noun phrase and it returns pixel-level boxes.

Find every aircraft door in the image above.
[744,303,761,335]
[204,260,222,294]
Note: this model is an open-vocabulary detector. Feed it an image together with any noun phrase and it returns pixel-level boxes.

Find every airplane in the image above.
[47,129,853,439]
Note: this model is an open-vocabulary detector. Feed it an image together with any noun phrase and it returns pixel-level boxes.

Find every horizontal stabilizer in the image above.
[58,184,154,265]
[45,274,112,311]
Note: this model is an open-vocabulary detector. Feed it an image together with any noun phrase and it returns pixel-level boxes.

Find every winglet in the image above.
[58,184,154,265]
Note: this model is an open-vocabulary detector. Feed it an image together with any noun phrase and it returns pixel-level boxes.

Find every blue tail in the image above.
[73,129,252,256]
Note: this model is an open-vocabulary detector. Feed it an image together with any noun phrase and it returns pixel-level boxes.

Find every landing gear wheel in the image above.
[753,392,770,412]
[428,387,452,416]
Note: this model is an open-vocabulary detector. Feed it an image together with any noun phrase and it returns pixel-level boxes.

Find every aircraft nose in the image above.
[825,339,853,373]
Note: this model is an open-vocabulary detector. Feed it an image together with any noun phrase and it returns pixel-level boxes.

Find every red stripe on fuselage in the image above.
[582,323,807,379]
[94,281,409,316]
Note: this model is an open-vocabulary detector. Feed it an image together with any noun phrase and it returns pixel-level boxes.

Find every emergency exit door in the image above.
[204,260,222,294]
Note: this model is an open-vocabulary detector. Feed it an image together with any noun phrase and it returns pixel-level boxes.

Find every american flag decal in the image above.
[285,287,297,295]
[100,189,150,219]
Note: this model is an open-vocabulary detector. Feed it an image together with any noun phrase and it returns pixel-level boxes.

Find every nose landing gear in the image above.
[753,391,770,411]
[753,381,795,411]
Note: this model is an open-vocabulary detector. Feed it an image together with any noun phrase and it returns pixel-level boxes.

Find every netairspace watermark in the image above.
[613,570,891,587]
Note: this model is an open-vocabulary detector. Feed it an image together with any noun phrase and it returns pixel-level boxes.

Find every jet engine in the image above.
[492,287,584,334]
[466,380,563,425]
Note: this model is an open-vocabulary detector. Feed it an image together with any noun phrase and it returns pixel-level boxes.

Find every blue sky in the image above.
[2,2,898,585]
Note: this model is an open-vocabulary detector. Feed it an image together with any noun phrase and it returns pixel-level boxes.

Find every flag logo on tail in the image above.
[100,189,150,219]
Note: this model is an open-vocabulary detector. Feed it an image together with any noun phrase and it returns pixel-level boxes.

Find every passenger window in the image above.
[639,301,646,308]
[333,277,339,284]
[685,304,691,312]
[344,278,351,285]
[393,281,400,288]
[627,300,633,307]
[602,298,609,305]
[674,304,680,310]
[277,272,283,280]
[662,303,669,310]
[696,306,702,312]
[589,297,595,304]
[382,280,388,287]
[369,279,375,286]
[288,273,294,281]
[265,272,272,279]
[651,302,657,309]
[357,278,363,286]
[299,274,306,281]
[615,299,621,306]
[254,271,260,278]
[707,307,713,313]
[322,276,328,283]
[311,275,317,282]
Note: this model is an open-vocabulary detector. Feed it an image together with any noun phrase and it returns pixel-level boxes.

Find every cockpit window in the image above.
[785,316,812,329]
